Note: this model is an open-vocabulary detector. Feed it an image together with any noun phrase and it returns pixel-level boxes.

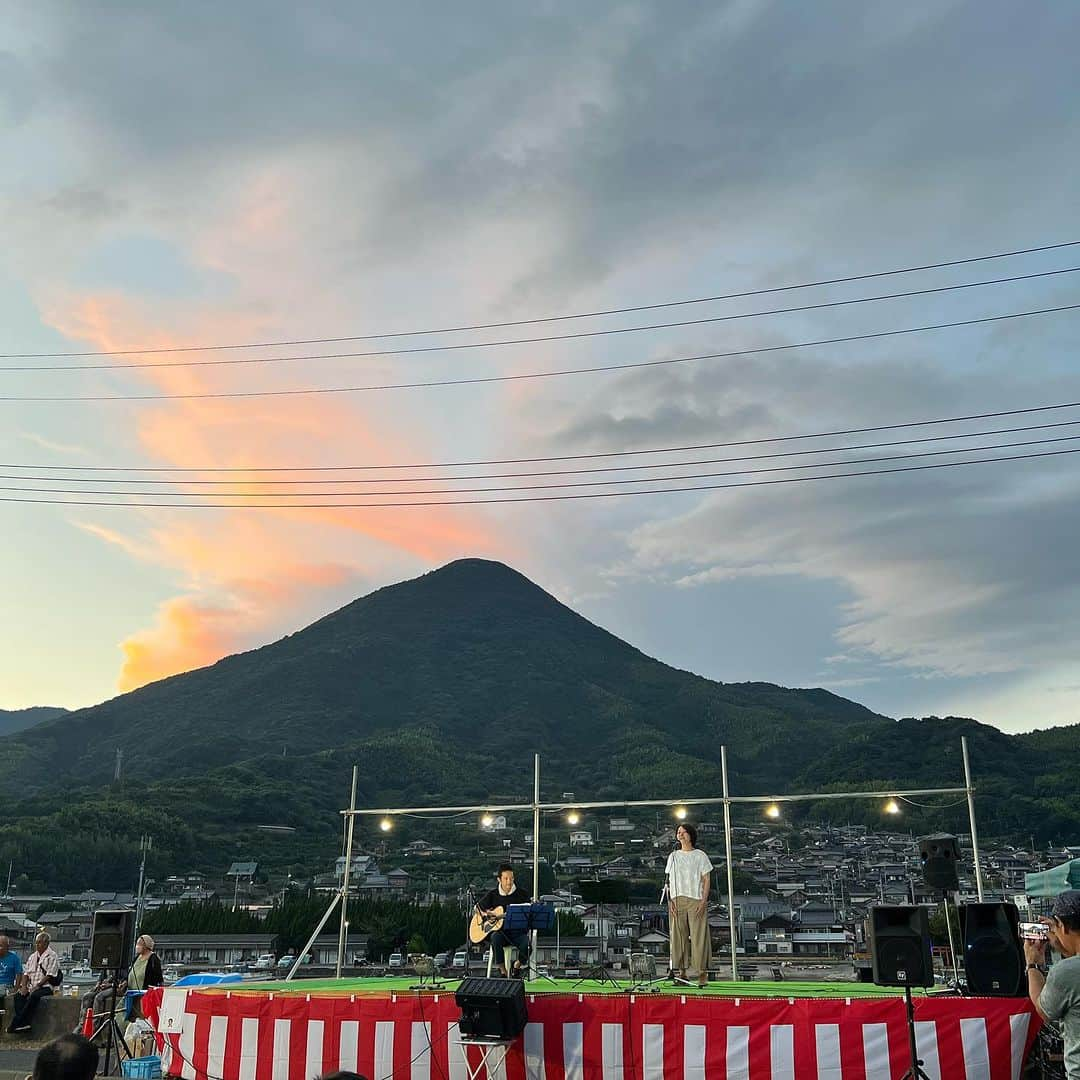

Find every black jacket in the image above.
[479,885,531,912]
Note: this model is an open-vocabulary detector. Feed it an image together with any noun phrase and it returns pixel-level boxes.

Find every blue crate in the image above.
[121,1056,161,1079]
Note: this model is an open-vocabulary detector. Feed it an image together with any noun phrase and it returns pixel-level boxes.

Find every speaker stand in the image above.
[899,986,931,1080]
[940,892,962,990]
[92,970,131,1077]
[458,1035,514,1080]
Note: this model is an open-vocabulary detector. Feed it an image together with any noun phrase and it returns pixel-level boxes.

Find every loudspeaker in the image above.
[919,833,961,891]
[869,905,933,988]
[961,902,1023,996]
[91,909,135,970]
[455,976,528,1039]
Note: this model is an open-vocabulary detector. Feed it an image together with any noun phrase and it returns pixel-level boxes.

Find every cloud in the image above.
[543,349,1080,699]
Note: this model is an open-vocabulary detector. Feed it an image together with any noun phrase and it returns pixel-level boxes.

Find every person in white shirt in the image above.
[9,931,61,1034]
[665,823,713,987]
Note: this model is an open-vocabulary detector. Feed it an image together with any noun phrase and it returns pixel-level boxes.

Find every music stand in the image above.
[506,903,558,984]
[573,881,623,989]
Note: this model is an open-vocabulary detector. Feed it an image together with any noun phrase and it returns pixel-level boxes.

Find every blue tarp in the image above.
[173,972,244,986]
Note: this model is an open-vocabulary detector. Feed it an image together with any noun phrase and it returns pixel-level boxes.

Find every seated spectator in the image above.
[0,934,23,991]
[76,933,163,1031]
[8,931,61,1034]
[32,1034,99,1080]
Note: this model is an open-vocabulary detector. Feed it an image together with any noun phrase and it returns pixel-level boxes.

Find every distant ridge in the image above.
[0,705,67,737]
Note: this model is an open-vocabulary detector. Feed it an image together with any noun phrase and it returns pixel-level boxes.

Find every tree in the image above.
[407,933,427,955]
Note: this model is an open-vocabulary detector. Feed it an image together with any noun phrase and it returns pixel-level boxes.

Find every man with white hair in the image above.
[9,931,60,1034]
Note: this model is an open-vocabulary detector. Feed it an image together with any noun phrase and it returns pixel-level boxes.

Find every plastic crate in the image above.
[120,1056,162,1079]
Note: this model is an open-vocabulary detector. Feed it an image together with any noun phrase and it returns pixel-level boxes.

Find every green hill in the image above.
[0,706,67,737]
[0,558,1076,890]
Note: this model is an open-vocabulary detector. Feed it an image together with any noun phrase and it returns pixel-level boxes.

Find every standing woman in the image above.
[665,823,714,987]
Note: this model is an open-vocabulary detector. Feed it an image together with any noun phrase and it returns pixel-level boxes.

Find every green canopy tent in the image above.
[1025,859,1080,897]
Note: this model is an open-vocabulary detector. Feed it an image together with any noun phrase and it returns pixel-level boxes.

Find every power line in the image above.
[2,445,1076,508]
[8,399,1080,473]
[5,238,1078,359]
[3,434,1078,497]
[6,265,1078,372]
[4,302,1078,403]
[9,420,1080,485]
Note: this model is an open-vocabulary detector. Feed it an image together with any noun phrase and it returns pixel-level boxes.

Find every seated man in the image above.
[0,934,24,1027]
[9,931,60,1034]
[479,864,531,977]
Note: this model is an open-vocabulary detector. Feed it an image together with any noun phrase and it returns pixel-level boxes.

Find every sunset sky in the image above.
[3,4,1080,733]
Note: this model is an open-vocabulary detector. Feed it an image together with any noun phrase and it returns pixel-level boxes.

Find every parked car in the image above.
[276,954,297,970]
[434,952,449,969]
[452,951,467,968]
[253,954,276,971]
[387,953,405,968]
[163,964,184,985]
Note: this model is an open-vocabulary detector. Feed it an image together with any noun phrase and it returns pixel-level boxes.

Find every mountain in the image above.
[1,558,1077,889]
[0,706,67,737]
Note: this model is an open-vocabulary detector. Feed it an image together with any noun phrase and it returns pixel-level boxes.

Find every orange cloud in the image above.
[119,596,240,692]
[40,283,511,692]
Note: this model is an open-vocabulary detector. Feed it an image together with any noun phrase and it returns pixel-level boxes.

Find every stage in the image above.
[144,978,1038,1080]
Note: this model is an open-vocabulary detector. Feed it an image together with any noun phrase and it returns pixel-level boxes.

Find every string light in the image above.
[481,813,494,828]
[567,811,581,826]
[765,804,781,820]
[884,798,901,815]
[674,806,688,820]
[379,818,393,832]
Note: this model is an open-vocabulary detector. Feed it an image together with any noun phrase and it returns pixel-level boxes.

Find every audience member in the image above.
[32,1034,99,1080]
[9,931,61,1034]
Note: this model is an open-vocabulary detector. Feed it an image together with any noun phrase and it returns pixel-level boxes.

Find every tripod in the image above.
[90,971,130,1077]
[899,986,931,1080]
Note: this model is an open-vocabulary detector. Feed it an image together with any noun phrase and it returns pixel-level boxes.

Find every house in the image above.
[153,933,277,966]
[609,817,634,833]
[387,868,410,893]
[756,915,794,955]
[532,936,603,969]
[226,862,259,879]
[37,910,95,961]
[569,830,594,849]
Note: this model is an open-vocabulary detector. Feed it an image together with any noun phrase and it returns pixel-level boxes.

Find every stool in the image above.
[485,944,518,977]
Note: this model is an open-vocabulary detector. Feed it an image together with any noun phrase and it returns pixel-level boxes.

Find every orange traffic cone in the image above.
[81,1007,94,1037]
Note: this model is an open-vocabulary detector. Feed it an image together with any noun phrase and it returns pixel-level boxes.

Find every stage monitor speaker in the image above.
[961,902,1023,996]
[869,905,933,988]
[91,908,135,971]
[919,833,961,891]
[455,976,528,1039]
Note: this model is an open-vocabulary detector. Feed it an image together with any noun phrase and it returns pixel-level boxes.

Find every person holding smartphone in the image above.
[1025,891,1080,1078]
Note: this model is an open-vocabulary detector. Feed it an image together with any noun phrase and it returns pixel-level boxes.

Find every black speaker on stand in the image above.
[869,905,933,1080]
[961,902,1023,996]
[90,909,136,1077]
[455,976,528,1038]
[918,833,963,988]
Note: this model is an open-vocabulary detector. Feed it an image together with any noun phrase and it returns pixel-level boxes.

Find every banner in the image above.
[144,986,1038,1080]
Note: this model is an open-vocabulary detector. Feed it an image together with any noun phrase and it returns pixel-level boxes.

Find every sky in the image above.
[2,2,1079,733]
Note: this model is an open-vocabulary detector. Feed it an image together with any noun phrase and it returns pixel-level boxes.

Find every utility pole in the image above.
[134,835,152,939]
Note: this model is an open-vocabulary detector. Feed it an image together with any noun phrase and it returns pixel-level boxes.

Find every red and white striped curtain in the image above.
[145,986,1038,1080]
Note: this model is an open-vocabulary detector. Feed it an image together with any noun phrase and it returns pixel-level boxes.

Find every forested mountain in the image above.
[0,706,67,737]
[0,558,1076,890]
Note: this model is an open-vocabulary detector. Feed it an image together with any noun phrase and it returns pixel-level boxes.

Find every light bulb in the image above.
[674,806,688,820]
[379,818,393,832]
[765,804,781,820]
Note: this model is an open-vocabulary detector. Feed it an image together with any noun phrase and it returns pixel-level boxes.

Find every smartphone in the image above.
[1020,921,1049,940]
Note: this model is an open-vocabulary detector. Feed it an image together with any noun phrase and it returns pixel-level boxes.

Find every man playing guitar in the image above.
[477,863,532,976]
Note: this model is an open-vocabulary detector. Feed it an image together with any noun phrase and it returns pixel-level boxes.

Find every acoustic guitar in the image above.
[468,905,505,944]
